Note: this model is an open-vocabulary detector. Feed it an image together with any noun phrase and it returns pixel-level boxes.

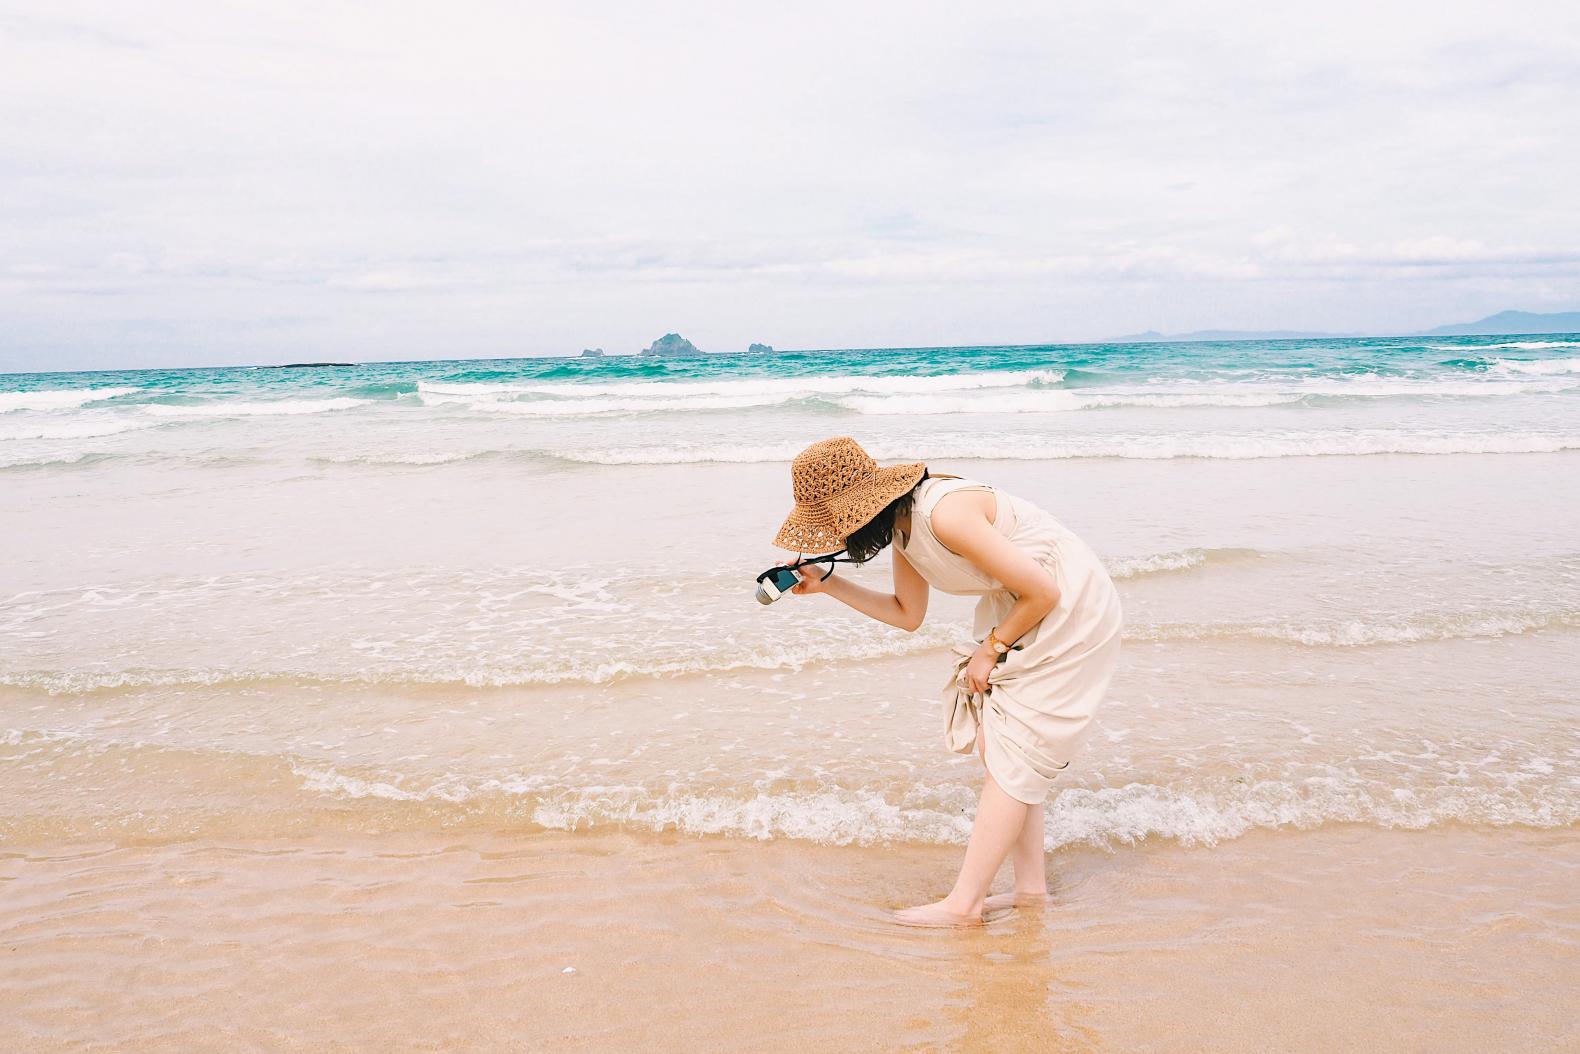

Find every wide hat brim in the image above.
[772,461,928,554]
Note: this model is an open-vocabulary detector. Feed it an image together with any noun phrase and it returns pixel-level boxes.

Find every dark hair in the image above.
[844,469,930,563]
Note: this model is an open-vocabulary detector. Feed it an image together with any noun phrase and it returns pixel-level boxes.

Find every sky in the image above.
[2,0,1579,372]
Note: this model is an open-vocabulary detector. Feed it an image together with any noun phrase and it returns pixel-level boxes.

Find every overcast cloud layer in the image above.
[3,0,1578,371]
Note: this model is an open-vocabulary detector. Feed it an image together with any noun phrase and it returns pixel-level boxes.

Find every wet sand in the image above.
[4,825,1576,1052]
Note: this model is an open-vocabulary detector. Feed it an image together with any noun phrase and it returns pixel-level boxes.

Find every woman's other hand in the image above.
[787,558,834,596]
[964,644,996,694]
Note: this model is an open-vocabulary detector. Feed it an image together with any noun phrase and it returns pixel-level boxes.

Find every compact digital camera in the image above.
[755,549,854,605]
[754,563,804,605]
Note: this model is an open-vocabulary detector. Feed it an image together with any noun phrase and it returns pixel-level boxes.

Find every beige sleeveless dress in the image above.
[895,474,1124,805]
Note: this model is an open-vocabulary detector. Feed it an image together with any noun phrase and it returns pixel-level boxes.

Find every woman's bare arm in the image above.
[929,489,1060,648]
[788,546,930,631]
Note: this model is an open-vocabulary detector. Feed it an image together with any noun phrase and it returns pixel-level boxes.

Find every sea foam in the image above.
[415,369,1065,400]
[142,398,371,417]
[0,416,158,441]
[7,596,1570,696]
[543,430,1580,465]
[0,386,139,413]
[290,766,1580,848]
[1487,356,1580,376]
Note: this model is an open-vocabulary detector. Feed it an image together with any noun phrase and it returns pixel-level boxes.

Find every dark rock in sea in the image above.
[264,362,355,368]
[641,333,703,357]
[580,348,605,357]
[748,343,774,354]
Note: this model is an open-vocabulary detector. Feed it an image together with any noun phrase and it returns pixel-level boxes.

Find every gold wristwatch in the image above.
[986,627,1011,655]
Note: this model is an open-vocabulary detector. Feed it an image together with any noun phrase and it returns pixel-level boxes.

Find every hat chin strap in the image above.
[790,548,860,569]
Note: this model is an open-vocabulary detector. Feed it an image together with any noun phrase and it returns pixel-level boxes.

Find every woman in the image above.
[771,436,1123,926]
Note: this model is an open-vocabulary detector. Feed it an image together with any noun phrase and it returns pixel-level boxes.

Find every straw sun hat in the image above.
[772,436,928,554]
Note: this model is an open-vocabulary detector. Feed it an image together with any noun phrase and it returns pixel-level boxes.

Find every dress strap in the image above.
[914,475,989,519]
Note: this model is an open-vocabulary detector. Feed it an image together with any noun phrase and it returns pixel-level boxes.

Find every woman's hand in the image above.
[964,643,996,694]
[787,559,834,596]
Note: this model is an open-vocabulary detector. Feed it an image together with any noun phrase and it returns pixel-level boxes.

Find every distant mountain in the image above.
[640,333,703,357]
[1111,309,1580,344]
[748,342,774,353]
[1112,328,1353,343]
[579,348,605,357]
[1422,310,1580,336]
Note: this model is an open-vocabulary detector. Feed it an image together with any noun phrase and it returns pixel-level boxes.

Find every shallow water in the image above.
[5,452,1575,848]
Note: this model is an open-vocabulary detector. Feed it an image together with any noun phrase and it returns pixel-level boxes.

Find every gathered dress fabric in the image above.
[895,475,1124,805]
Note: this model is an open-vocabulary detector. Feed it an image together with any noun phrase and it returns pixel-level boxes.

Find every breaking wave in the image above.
[1104,547,1261,578]
[1137,607,1580,647]
[415,369,1066,400]
[1487,356,1580,376]
[141,398,371,417]
[8,728,1571,848]
[541,430,1580,464]
[6,598,1571,695]
[288,763,1580,847]
[0,386,140,413]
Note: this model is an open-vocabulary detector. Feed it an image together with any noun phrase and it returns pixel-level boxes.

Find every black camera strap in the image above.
[756,549,860,585]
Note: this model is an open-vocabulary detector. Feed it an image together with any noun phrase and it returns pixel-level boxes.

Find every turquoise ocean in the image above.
[5,334,1580,471]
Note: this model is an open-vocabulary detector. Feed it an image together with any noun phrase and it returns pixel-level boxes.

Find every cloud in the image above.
[1,0,1579,370]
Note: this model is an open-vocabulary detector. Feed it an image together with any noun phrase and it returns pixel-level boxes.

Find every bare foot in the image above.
[892,898,984,928]
[984,890,1050,911]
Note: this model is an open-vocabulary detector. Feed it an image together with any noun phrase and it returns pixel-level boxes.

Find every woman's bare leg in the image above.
[1012,801,1047,886]
[893,769,1028,926]
[985,802,1051,910]
[978,727,1050,905]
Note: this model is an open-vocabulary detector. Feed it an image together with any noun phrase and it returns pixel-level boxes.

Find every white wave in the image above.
[0,386,139,413]
[293,768,1579,848]
[13,600,1567,696]
[1106,548,1212,578]
[416,369,1065,401]
[0,450,96,470]
[1080,391,1308,408]
[1137,608,1580,647]
[0,416,158,441]
[421,391,805,416]
[418,376,1577,423]
[837,390,1313,415]
[1428,341,1580,352]
[317,451,483,466]
[417,369,1574,419]
[142,397,370,417]
[1128,376,1570,400]
[1487,356,1580,376]
[545,430,1580,465]
[295,765,550,805]
[0,620,970,695]
[1217,376,1568,397]
[839,391,1079,415]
